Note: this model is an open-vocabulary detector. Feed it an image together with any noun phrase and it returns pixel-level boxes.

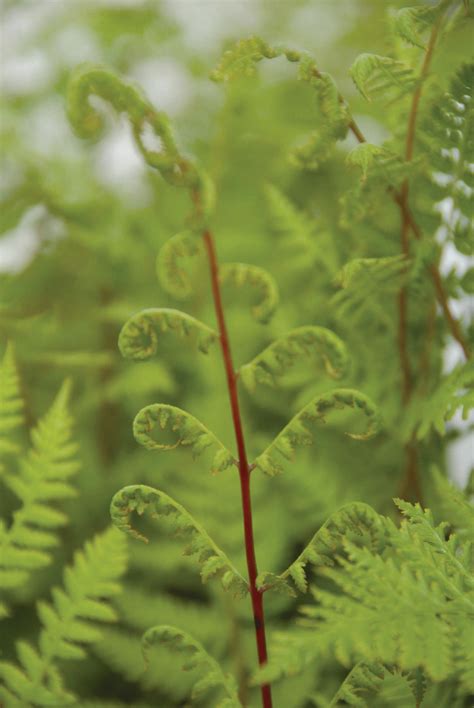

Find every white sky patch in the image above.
[130,58,193,116]
[0,205,64,274]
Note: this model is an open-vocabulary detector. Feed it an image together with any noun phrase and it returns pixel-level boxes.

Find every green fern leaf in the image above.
[142,625,241,706]
[133,403,235,473]
[118,308,218,360]
[239,326,349,392]
[0,342,24,461]
[392,6,438,48]
[254,389,380,476]
[327,661,385,707]
[219,263,279,324]
[110,485,248,597]
[257,502,382,594]
[156,231,203,299]
[349,53,414,102]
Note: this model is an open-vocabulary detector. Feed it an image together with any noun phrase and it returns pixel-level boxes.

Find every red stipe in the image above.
[203,230,273,708]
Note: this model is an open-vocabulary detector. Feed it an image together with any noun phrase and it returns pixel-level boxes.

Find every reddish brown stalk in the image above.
[202,229,272,708]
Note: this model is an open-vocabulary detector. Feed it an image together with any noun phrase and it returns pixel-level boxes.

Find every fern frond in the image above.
[0,381,80,604]
[118,308,218,360]
[408,359,474,439]
[0,527,128,707]
[66,63,198,187]
[349,54,414,102]
[0,342,24,461]
[346,144,414,184]
[142,625,241,707]
[210,36,279,81]
[219,263,279,324]
[264,184,314,247]
[133,403,235,473]
[326,662,385,707]
[156,231,203,299]
[254,389,380,476]
[392,6,438,48]
[257,502,382,595]
[239,326,349,392]
[110,485,248,596]
[432,468,474,539]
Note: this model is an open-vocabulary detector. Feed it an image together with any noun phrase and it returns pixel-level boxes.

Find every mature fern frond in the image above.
[211,38,349,167]
[407,359,474,439]
[110,485,248,596]
[118,308,218,360]
[67,63,199,188]
[219,263,279,324]
[325,662,385,707]
[156,231,204,299]
[264,184,314,246]
[257,502,382,595]
[0,342,24,461]
[133,403,235,473]
[349,54,414,102]
[142,625,241,707]
[432,468,474,539]
[0,527,128,707]
[0,381,80,607]
[239,326,349,392]
[254,389,380,476]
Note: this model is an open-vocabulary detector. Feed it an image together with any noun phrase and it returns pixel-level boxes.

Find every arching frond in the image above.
[257,502,382,595]
[219,263,279,324]
[133,404,235,473]
[142,625,241,707]
[392,5,438,48]
[118,308,218,360]
[254,389,380,476]
[239,326,349,392]
[110,485,248,597]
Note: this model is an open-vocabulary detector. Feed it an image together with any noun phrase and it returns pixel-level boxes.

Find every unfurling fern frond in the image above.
[156,231,203,299]
[0,527,128,708]
[349,54,414,102]
[0,381,80,610]
[346,144,414,185]
[254,389,380,476]
[219,263,279,324]
[392,5,438,49]
[66,63,199,188]
[406,359,474,439]
[239,326,349,392]
[142,625,241,707]
[257,502,382,595]
[211,38,350,167]
[118,308,218,360]
[110,485,248,597]
[0,342,23,462]
[133,404,235,473]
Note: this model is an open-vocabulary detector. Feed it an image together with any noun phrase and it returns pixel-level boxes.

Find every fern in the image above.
[239,326,349,392]
[349,53,414,102]
[110,484,248,596]
[392,6,439,48]
[132,403,235,473]
[118,308,218,360]
[219,263,279,324]
[0,342,23,462]
[0,526,128,707]
[254,389,380,476]
[256,502,382,595]
[0,381,80,612]
[156,231,203,299]
[142,625,241,707]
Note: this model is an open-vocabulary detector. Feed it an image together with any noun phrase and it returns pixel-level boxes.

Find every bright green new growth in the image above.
[110,485,248,597]
[219,262,279,323]
[157,231,203,299]
[118,308,218,360]
[0,526,128,707]
[239,326,350,392]
[133,403,235,473]
[0,377,80,617]
[349,54,414,102]
[254,389,381,476]
[142,626,241,707]
[0,343,23,461]
[256,502,382,595]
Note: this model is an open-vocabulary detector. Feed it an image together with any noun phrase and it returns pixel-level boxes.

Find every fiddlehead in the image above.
[118,308,218,360]
[133,404,235,473]
[110,485,248,597]
[156,231,204,299]
[254,389,381,477]
[219,263,279,324]
[239,326,349,392]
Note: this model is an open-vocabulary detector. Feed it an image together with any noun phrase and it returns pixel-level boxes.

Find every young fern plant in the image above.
[67,64,380,707]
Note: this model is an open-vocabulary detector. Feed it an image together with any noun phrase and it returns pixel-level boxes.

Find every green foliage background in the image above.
[0,0,472,706]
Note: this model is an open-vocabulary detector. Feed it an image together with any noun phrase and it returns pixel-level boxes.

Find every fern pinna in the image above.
[66,56,381,706]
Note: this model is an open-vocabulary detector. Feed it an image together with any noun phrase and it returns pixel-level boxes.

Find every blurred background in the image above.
[0,0,472,705]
